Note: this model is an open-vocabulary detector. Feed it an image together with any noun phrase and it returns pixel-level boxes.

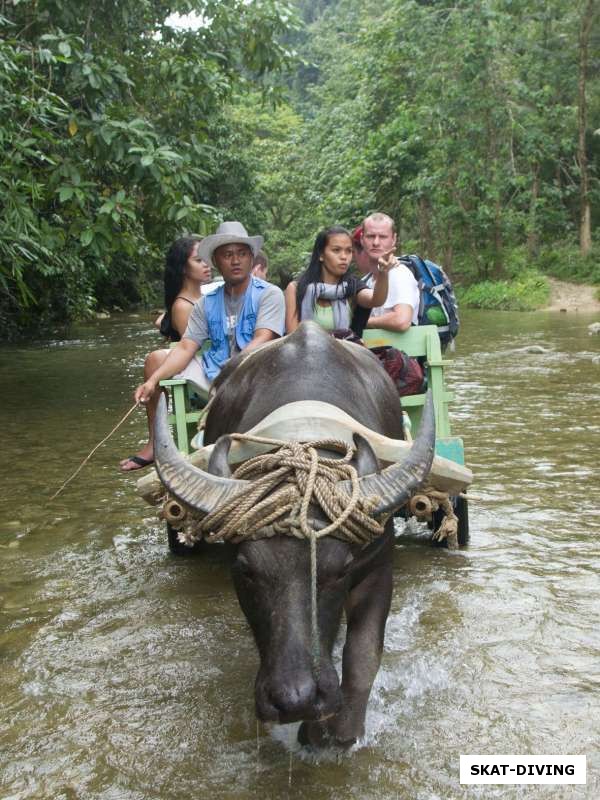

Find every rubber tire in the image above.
[455,494,469,545]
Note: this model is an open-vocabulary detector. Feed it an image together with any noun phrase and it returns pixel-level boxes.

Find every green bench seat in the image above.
[158,378,206,455]
[161,324,463,465]
[363,325,463,464]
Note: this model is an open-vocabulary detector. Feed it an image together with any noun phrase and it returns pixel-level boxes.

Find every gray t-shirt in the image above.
[183,281,285,353]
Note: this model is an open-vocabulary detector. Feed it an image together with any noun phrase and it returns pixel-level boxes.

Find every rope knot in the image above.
[409,486,459,550]
[171,434,387,547]
[166,432,393,684]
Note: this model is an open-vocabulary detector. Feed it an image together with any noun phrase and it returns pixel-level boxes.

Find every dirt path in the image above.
[545,277,600,312]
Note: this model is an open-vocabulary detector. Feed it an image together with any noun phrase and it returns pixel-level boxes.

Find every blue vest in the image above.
[202,277,269,380]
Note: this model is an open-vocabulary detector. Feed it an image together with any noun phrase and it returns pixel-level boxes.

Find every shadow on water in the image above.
[1,310,599,799]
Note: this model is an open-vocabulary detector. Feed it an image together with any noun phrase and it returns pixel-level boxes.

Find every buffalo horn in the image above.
[153,394,248,514]
[343,388,436,514]
[353,433,380,477]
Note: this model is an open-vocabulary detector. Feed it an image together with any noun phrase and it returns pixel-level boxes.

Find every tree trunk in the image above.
[493,199,503,276]
[442,240,453,274]
[578,0,596,256]
[418,197,434,258]
[486,92,503,277]
[527,164,540,259]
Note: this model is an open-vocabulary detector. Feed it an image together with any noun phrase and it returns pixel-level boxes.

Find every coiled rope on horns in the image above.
[180,433,388,679]
[193,433,387,546]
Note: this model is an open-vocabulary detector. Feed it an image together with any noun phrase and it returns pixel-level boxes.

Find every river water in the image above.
[1,310,598,799]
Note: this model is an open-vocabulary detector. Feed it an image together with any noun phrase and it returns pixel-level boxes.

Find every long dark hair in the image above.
[295,225,352,319]
[163,236,203,311]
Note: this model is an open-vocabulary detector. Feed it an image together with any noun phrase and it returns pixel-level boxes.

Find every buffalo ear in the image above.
[207,435,233,477]
[353,433,380,477]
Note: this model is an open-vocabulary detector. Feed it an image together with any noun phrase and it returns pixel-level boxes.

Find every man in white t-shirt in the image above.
[352,213,419,332]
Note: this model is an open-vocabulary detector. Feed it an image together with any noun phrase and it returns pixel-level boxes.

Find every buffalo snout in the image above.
[255,658,341,724]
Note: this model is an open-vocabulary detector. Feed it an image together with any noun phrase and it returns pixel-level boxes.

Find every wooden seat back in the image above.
[160,325,462,465]
[362,326,460,460]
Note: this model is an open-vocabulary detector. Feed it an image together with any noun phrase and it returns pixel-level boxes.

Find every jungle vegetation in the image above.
[1,0,598,336]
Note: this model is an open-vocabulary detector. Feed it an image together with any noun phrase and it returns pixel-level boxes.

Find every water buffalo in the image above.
[154,321,435,747]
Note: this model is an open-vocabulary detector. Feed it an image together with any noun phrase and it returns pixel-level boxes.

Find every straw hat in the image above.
[198,221,263,270]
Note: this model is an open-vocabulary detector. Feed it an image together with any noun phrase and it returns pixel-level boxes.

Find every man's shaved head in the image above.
[362,212,396,235]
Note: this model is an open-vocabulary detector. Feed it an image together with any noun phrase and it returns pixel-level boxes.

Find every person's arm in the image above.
[366,303,413,332]
[249,284,286,346]
[171,297,196,338]
[134,338,199,404]
[365,260,418,331]
[244,328,279,351]
[356,248,397,309]
[154,312,165,330]
[356,268,389,309]
[284,282,299,333]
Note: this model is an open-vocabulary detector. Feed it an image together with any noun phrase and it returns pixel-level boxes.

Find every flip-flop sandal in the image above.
[120,455,154,472]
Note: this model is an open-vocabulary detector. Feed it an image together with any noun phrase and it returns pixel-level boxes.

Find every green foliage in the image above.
[535,241,600,285]
[0,0,298,337]
[245,0,599,291]
[457,271,551,311]
[226,96,323,282]
[2,0,599,333]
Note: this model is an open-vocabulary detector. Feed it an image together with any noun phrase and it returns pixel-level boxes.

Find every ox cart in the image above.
[136,321,474,746]
[136,324,472,553]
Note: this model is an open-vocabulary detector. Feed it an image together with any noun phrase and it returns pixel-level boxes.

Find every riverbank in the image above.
[457,273,600,313]
[545,277,600,312]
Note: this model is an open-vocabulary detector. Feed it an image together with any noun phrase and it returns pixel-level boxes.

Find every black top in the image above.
[159,296,195,342]
[349,274,373,337]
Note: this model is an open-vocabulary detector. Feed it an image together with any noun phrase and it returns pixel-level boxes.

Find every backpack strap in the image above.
[399,255,427,325]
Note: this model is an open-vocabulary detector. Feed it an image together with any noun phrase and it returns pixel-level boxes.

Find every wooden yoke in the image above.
[136,399,473,505]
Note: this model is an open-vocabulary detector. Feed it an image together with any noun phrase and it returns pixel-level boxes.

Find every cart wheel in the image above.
[455,495,469,545]
[167,523,203,556]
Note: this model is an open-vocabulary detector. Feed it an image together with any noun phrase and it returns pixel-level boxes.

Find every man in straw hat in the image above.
[133,221,285,440]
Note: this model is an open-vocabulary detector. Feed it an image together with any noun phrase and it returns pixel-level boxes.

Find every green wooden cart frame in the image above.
[157,324,469,548]
[160,324,465,467]
[362,326,465,466]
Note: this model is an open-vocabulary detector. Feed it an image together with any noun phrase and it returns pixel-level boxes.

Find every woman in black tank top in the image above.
[158,236,211,341]
[120,237,211,471]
